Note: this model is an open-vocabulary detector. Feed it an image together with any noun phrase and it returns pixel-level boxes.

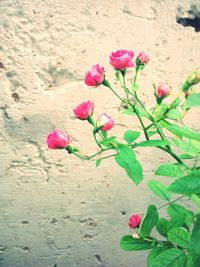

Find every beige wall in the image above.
[0,0,200,266]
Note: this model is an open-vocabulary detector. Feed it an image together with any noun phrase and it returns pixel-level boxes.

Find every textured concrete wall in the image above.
[0,0,200,266]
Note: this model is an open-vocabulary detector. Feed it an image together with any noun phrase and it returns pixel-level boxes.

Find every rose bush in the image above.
[47,49,200,267]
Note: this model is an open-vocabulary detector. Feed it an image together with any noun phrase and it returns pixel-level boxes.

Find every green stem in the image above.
[133,65,140,90]
[133,94,184,163]
[135,91,173,152]
[88,115,104,145]
[103,75,185,166]
[157,196,185,211]
[103,80,126,103]
[93,131,102,148]
[122,72,129,101]
[192,156,199,169]
[133,105,149,140]
[99,153,118,160]
[66,147,111,160]
[158,146,185,165]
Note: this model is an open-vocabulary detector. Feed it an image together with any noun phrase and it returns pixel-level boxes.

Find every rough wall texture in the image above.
[0,0,200,267]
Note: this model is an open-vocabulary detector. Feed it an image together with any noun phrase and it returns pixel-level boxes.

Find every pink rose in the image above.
[155,82,172,99]
[137,51,149,64]
[73,101,94,120]
[109,49,134,70]
[46,130,72,149]
[128,214,141,229]
[97,113,114,131]
[84,64,105,86]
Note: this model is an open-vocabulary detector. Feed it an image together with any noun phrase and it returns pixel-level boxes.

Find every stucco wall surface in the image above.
[0,0,200,267]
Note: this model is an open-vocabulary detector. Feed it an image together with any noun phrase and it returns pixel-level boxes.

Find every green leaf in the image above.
[162,122,200,142]
[136,140,170,147]
[191,194,200,212]
[151,248,186,267]
[123,130,140,143]
[120,236,156,251]
[121,106,149,118]
[115,144,143,185]
[184,94,200,109]
[155,163,189,177]
[187,251,200,267]
[95,159,101,167]
[100,136,118,148]
[148,180,170,201]
[168,171,200,195]
[148,130,158,137]
[179,154,195,159]
[156,218,169,237]
[148,246,171,267]
[167,213,187,231]
[157,104,168,118]
[172,138,200,157]
[191,216,200,255]
[167,203,194,228]
[167,227,191,248]
[167,109,183,120]
[140,205,159,237]
[121,108,136,115]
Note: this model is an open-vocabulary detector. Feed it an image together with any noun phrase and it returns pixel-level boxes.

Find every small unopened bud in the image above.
[132,232,140,239]
[186,69,200,86]
[182,69,200,92]
[154,82,172,104]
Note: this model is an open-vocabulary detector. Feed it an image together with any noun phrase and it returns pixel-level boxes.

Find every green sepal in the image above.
[87,115,94,125]
[65,145,73,153]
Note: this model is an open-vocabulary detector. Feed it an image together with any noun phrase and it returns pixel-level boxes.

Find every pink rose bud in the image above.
[46,130,72,149]
[155,82,172,99]
[109,49,135,70]
[128,214,141,229]
[84,64,105,86]
[137,51,149,64]
[73,101,94,120]
[97,113,114,131]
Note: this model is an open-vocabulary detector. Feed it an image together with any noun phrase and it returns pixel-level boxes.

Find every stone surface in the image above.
[0,0,200,266]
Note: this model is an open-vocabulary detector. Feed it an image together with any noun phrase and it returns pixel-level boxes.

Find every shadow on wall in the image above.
[176,4,200,32]
[1,107,54,144]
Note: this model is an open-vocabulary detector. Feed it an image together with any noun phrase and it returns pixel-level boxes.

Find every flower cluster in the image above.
[46,49,173,150]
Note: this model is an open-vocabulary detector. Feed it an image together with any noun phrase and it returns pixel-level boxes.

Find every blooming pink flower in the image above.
[97,113,114,131]
[73,101,94,120]
[46,130,72,149]
[84,64,105,86]
[128,214,141,229]
[155,82,172,99]
[109,49,134,70]
[137,51,149,64]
